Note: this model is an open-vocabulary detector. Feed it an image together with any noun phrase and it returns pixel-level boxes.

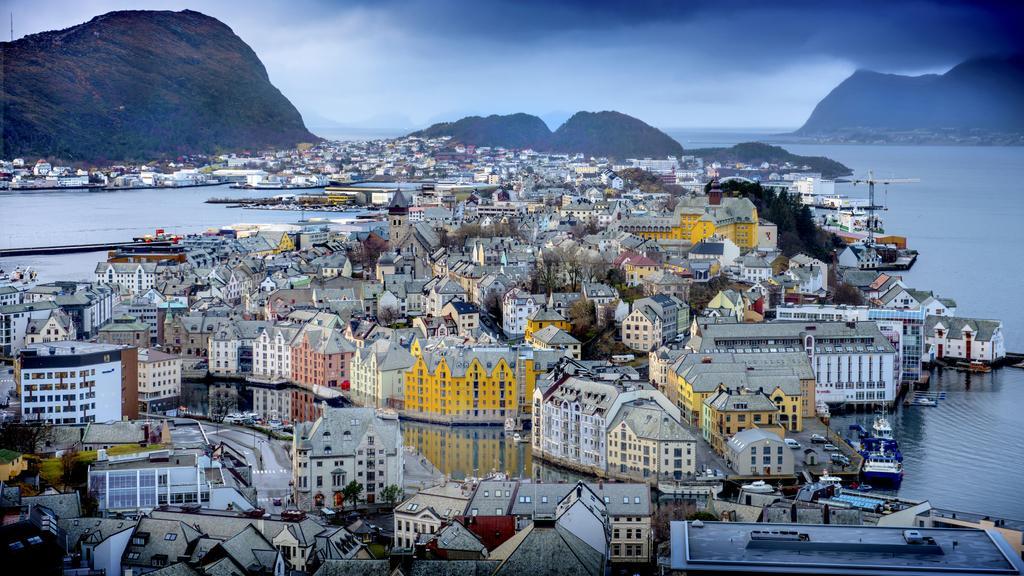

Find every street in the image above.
[201,422,294,510]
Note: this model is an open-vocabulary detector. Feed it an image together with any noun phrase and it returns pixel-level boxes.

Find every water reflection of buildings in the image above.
[400,422,532,480]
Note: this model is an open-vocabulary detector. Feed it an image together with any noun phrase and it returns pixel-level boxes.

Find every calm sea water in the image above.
[4,138,1023,518]
[0,184,340,280]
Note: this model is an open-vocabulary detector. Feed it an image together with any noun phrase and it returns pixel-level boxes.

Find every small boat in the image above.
[910,397,937,407]
[871,414,894,440]
[740,480,776,494]
[504,417,516,432]
[968,362,992,373]
[818,471,843,489]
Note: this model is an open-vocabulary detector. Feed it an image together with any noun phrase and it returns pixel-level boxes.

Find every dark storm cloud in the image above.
[9,0,1023,129]
[355,0,1024,69]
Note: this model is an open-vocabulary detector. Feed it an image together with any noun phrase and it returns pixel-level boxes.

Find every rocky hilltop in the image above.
[1,10,317,162]
[411,110,683,159]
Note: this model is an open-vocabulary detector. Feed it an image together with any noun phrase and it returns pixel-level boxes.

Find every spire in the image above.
[388,188,410,214]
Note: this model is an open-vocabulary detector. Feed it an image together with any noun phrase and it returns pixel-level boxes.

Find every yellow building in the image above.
[670,352,811,432]
[701,385,787,453]
[403,341,565,422]
[404,341,518,424]
[618,183,759,249]
[523,308,570,341]
[0,449,27,481]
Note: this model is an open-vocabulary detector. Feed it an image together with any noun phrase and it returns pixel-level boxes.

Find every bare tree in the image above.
[378,305,400,326]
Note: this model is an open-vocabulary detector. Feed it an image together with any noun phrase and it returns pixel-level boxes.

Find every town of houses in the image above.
[0,135,1012,576]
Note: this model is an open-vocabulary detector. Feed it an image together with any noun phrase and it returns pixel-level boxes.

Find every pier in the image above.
[0,240,171,257]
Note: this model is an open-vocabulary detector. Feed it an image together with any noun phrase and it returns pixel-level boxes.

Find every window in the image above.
[164,533,176,541]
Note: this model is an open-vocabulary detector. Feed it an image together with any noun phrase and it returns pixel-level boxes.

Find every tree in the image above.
[482,291,502,320]
[381,484,403,508]
[342,480,363,509]
[60,447,79,489]
[568,299,596,340]
[833,282,865,305]
[0,423,52,454]
[378,305,400,326]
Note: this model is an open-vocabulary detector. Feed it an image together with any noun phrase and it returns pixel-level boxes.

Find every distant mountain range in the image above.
[795,55,1024,143]
[1,10,317,162]
[410,111,684,159]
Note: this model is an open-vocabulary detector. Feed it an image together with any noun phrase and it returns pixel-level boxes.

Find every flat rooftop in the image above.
[668,521,1024,575]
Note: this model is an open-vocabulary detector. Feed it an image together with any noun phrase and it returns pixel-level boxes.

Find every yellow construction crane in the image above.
[848,170,919,243]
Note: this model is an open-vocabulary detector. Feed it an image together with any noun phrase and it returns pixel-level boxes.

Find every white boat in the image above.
[862,454,904,485]
[911,397,937,407]
[872,414,894,440]
[740,480,776,494]
[504,417,516,432]
[818,471,843,488]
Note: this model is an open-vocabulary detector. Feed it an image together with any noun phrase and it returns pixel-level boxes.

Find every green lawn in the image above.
[39,444,166,488]
[367,543,389,559]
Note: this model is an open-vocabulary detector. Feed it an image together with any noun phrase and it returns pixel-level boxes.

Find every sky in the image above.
[6,0,1023,133]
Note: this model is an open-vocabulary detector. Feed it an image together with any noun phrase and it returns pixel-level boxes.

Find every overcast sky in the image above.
[6,0,1023,132]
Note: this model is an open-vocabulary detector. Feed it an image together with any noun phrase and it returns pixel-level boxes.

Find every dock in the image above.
[0,240,171,257]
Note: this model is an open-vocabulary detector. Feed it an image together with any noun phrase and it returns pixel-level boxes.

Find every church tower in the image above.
[388,188,411,244]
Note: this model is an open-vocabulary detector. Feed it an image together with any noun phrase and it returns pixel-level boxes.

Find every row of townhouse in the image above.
[531,359,697,484]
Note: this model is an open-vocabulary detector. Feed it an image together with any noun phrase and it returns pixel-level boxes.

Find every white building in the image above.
[18,341,137,425]
[693,321,899,406]
[0,300,59,356]
[292,407,403,510]
[87,449,253,513]
[393,482,471,549]
[775,304,870,323]
[724,428,794,476]
[925,316,1006,363]
[532,363,685,480]
[253,324,298,380]
[502,288,543,337]
[94,262,158,296]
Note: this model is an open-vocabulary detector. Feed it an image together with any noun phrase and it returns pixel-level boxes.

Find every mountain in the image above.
[1,10,317,162]
[686,142,851,179]
[410,110,683,159]
[410,113,552,150]
[796,55,1024,140]
[550,111,683,159]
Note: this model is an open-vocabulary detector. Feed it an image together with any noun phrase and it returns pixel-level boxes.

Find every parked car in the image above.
[810,434,827,444]
[244,508,267,518]
[281,509,306,521]
[784,438,802,449]
[823,443,840,452]
[830,453,851,466]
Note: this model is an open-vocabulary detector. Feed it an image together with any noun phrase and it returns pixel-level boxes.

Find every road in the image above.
[202,422,294,510]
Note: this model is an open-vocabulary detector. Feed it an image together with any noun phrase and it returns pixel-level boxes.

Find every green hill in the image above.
[410,110,683,159]
[1,10,317,162]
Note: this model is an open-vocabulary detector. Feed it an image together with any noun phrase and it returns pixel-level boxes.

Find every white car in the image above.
[784,438,802,449]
